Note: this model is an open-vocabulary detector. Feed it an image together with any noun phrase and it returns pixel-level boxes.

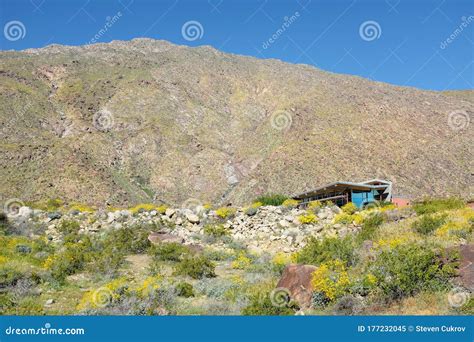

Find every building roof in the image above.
[293,179,391,200]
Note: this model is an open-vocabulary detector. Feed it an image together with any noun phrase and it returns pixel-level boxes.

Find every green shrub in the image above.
[242,286,298,315]
[357,212,384,242]
[0,264,28,287]
[44,238,93,282]
[56,220,81,235]
[295,236,356,266]
[176,282,194,297]
[174,256,216,279]
[149,242,190,262]
[412,197,465,215]
[341,202,358,215]
[370,243,456,300]
[412,214,446,235]
[203,224,229,238]
[104,226,151,254]
[254,194,289,206]
[0,212,10,235]
[88,246,125,278]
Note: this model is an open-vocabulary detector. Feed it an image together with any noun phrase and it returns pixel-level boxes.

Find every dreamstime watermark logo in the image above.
[4,20,26,41]
[181,20,204,41]
[269,287,292,307]
[87,12,123,45]
[92,287,113,308]
[3,198,25,216]
[5,322,85,336]
[359,20,382,41]
[448,287,470,308]
[440,16,474,49]
[447,110,470,132]
[92,109,114,131]
[262,11,300,49]
[270,110,293,131]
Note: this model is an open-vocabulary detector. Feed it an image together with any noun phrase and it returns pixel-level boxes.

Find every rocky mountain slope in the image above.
[0,38,472,206]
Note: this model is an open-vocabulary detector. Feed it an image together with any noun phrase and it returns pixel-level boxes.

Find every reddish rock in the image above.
[457,244,474,291]
[276,264,317,308]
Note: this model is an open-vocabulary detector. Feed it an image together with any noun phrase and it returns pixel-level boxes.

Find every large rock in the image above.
[276,264,317,308]
[148,232,183,244]
[185,212,200,224]
[456,244,474,291]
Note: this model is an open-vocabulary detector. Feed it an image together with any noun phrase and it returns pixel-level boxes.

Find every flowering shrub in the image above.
[296,236,356,266]
[231,253,252,270]
[272,252,294,273]
[435,221,471,240]
[77,277,129,311]
[215,207,236,219]
[297,213,318,224]
[333,213,354,224]
[282,199,299,208]
[307,200,322,211]
[341,202,358,215]
[311,259,351,301]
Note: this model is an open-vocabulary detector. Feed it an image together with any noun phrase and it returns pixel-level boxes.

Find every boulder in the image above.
[18,206,33,218]
[47,212,61,221]
[454,244,474,291]
[276,264,317,308]
[148,232,183,245]
[185,213,200,224]
[165,208,176,218]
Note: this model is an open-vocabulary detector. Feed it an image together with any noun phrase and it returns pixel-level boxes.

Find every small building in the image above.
[293,179,392,209]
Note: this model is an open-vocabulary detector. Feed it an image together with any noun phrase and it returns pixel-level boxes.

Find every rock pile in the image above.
[6,205,362,253]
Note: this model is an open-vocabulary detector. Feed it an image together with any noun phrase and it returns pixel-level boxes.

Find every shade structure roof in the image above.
[293,180,391,200]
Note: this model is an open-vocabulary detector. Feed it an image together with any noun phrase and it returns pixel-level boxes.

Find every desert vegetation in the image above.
[0,197,472,315]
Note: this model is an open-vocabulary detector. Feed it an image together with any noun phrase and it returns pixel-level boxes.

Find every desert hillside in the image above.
[0,38,472,206]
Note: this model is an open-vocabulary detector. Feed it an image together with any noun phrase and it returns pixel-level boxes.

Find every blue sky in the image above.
[0,0,473,90]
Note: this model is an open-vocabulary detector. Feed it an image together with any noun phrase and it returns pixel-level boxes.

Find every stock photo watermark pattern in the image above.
[3,20,26,41]
[359,20,382,41]
[181,20,204,41]
[440,16,474,50]
[447,110,471,132]
[262,11,300,49]
[5,322,85,336]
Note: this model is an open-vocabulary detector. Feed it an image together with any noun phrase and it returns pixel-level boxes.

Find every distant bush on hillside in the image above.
[412,197,465,215]
[254,194,289,206]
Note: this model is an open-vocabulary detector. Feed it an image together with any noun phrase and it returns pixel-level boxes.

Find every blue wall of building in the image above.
[351,190,376,208]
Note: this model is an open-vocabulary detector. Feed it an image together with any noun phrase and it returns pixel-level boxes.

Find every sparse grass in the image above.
[412,197,465,215]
